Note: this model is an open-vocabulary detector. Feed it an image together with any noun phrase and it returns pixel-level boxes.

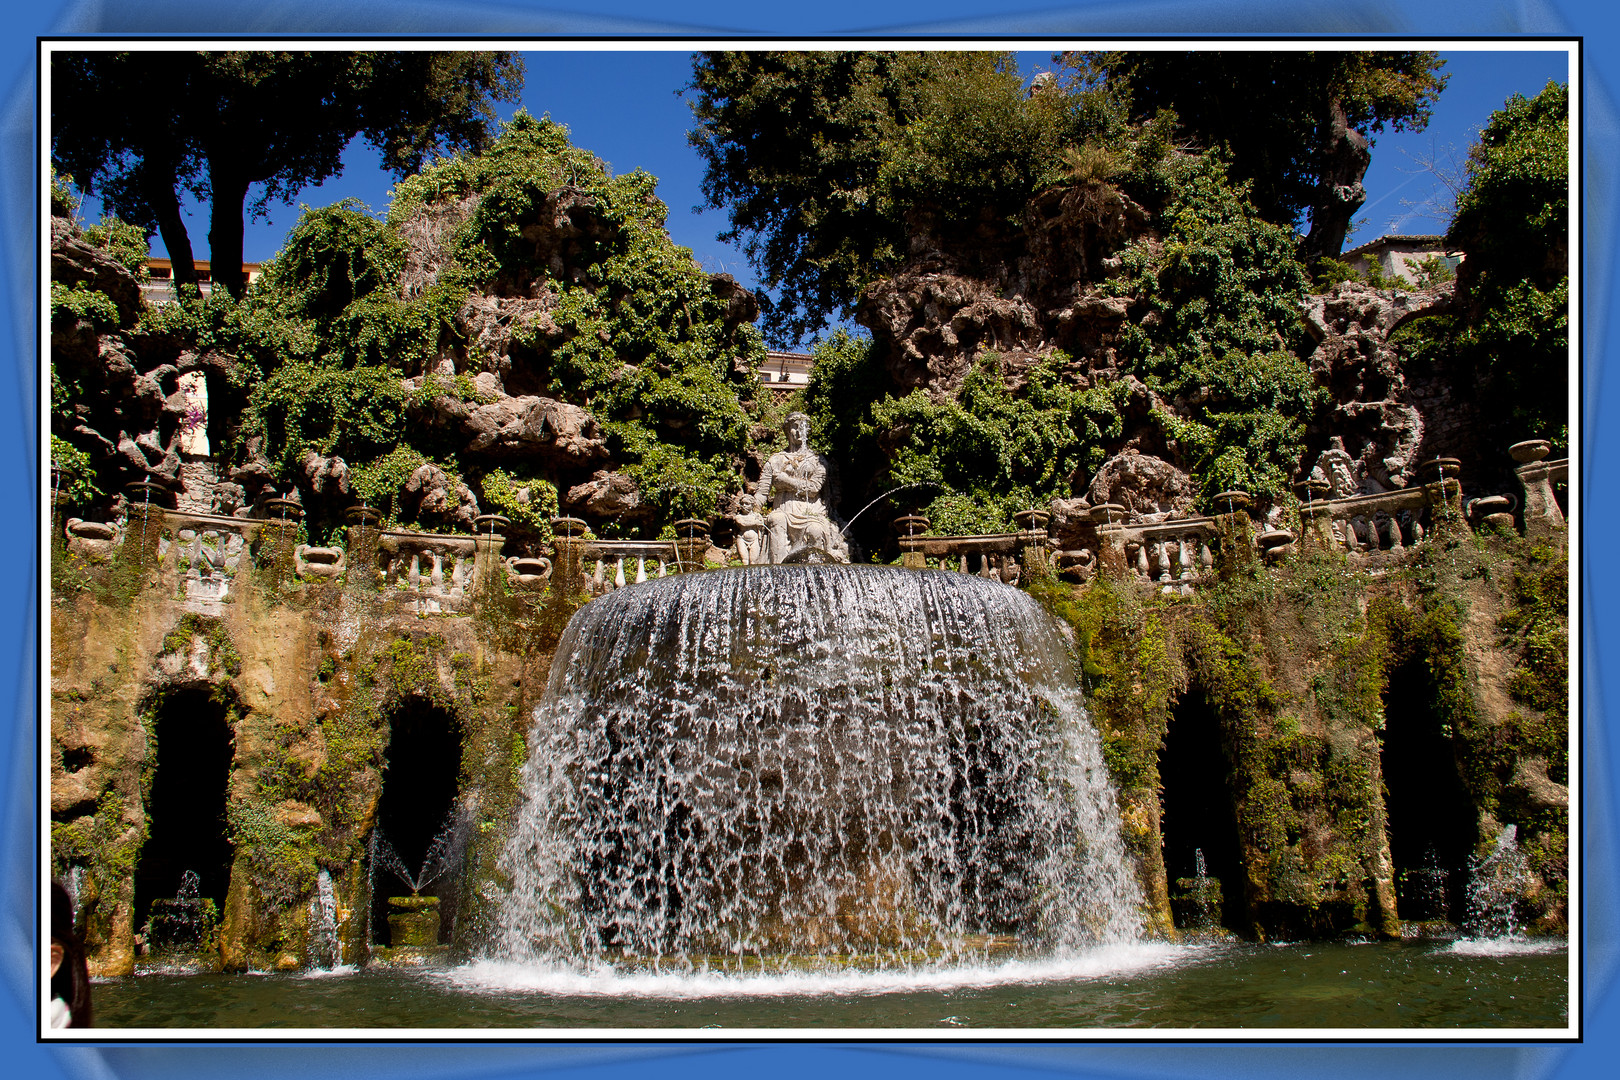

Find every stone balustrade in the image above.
[65,440,1562,613]
[1300,480,1458,566]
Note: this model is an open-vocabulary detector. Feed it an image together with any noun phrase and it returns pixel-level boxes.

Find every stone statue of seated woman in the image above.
[753,412,850,564]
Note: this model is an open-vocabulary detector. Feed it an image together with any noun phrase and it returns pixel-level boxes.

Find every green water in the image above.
[92,938,1568,1030]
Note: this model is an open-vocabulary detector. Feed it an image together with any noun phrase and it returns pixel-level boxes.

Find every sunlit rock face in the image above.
[495,565,1141,967]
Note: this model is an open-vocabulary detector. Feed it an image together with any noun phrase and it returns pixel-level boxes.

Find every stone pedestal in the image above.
[1213,511,1256,578]
[386,896,440,947]
[1515,461,1567,537]
[1095,524,1130,578]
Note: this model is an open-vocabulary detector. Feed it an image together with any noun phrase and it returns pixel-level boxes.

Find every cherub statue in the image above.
[733,493,768,565]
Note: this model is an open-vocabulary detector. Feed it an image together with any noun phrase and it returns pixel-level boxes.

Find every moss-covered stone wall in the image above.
[1031,519,1568,941]
[51,505,1567,973]
[50,524,574,974]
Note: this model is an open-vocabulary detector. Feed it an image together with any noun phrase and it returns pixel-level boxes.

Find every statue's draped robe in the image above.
[756,447,834,563]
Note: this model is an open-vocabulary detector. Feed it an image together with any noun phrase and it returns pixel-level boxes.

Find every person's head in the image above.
[50,879,92,1027]
[783,412,810,448]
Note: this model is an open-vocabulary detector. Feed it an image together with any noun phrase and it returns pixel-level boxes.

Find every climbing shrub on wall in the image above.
[1106,152,1322,501]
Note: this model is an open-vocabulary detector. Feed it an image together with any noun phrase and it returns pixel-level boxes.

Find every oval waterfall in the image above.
[493,565,1143,968]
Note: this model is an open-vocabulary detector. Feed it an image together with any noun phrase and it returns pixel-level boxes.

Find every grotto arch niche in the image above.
[1157,687,1248,933]
[1379,654,1479,924]
[133,684,237,956]
[368,696,467,947]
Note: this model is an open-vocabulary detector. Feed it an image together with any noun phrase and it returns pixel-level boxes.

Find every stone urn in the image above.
[1012,509,1051,534]
[1417,457,1463,485]
[550,516,588,539]
[672,518,711,568]
[1291,479,1331,503]
[124,478,171,505]
[65,518,119,562]
[505,555,553,588]
[1088,502,1127,527]
[386,896,440,947]
[891,514,930,538]
[1212,490,1252,518]
[474,513,510,538]
[1257,528,1296,564]
[345,505,382,527]
[1509,439,1552,464]
[262,496,304,521]
[293,544,345,580]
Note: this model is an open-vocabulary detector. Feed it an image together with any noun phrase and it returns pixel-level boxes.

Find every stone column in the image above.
[1511,439,1566,538]
[344,506,382,592]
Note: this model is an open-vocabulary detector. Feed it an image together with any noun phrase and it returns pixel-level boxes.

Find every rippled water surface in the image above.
[93,938,1568,1030]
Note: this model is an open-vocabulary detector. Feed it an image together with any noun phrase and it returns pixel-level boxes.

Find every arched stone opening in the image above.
[133,685,236,954]
[368,698,466,946]
[1158,688,1247,932]
[1380,657,1478,924]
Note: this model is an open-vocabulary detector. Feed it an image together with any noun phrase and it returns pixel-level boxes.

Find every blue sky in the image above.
[100,46,1571,303]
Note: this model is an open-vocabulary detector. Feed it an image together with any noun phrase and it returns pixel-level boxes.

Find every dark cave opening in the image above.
[369,699,465,946]
[1158,689,1248,932]
[1380,658,1480,923]
[132,686,236,943]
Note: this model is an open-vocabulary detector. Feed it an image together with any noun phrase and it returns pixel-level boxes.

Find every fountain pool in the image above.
[89,937,1568,1029]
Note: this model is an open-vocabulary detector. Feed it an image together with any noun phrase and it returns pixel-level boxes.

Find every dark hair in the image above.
[50,880,93,1027]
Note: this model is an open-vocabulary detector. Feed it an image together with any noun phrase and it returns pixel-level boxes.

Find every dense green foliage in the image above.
[803,146,1319,518]
[53,51,523,295]
[1392,82,1569,446]
[1064,51,1446,256]
[227,114,763,530]
[687,51,1121,342]
[1106,154,1322,501]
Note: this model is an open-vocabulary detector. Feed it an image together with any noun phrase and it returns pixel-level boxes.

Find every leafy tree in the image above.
[1061,51,1447,258]
[1394,81,1569,445]
[52,51,523,296]
[686,51,1119,343]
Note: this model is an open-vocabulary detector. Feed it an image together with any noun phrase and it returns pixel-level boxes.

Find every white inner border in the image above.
[37,36,1581,1042]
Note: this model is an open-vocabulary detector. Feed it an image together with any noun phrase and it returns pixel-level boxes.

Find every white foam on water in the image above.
[444,942,1187,999]
[1445,936,1565,957]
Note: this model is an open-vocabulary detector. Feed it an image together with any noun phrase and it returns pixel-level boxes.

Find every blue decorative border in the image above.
[3,4,1609,1077]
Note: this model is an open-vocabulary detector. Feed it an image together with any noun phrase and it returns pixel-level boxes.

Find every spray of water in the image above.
[373,802,477,895]
[492,565,1142,971]
[1463,825,1530,940]
[306,869,341,969]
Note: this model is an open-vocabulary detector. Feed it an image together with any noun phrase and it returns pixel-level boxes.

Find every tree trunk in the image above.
[1303,98,1372,262]
[206,164,251,299]
[144,176,198,292]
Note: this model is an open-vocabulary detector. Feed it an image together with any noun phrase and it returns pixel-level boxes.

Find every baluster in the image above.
[408,553,421,590]
[1412,519,1425,546]
[958,554,968,573]
[1156,541,1172,583]
[657,560,667,578]
[1177,537,1193,581]
[635,556,647,584]
[980,553,995,578]
[615,557,627,589]
[1135,543,1150,580]
[1199,541,1214,573]
[1388,513,1406,554]
[593,558,606,591]
[451,556,466,597]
